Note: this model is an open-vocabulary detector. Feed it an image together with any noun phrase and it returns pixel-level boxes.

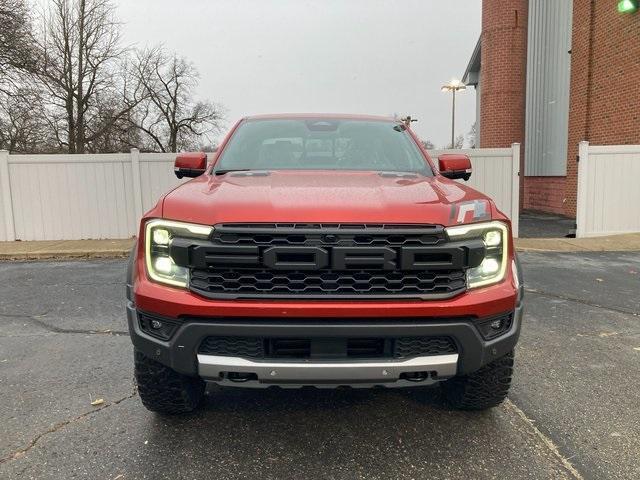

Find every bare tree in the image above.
[421,139,435,150]
[33,0,143,153]
[0,0,37,94]
[467,122,477,148]
[449,134,464,149]
[0,88,52,152]
[1,1,221,154]
[131,46,224,152]
[83,92,141,152]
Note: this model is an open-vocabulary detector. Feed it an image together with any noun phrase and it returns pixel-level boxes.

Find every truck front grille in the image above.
[190,269,466,297]
[177,224,471,300]
[394,336,459,358]
[198,335,457,360]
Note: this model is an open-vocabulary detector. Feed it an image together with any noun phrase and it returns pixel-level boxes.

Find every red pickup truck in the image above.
[126,114,523,414]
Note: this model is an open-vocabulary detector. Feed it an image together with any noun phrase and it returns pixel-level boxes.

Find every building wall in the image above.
[565,0,640,217]
[479,0,528,149]
[523,176,567,215]
[479,0,528,207]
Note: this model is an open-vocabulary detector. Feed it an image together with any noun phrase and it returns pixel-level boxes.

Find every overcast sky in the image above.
[117,0,480,147]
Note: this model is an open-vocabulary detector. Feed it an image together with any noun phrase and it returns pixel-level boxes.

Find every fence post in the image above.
[575,141,589,238]
[510,143,521,238]
[0,150,16,241]
[130,148,144,233]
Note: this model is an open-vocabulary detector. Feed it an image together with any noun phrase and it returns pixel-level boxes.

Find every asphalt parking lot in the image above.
[0,251,639,479]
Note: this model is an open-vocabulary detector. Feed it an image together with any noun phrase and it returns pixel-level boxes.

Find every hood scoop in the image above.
[229,170,271,177]
[378,171,419,179]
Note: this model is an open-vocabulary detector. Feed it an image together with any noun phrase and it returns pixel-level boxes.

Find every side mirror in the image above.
[174,152,207,179]
[438,154,472,181]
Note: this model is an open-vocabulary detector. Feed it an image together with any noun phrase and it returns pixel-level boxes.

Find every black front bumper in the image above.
[126,301,523,377]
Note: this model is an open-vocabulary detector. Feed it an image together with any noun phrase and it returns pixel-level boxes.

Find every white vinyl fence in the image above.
[0,150,184,241]
[0,144,520,241]
[576,142,640,237]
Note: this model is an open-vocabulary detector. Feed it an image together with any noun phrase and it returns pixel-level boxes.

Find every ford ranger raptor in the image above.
[126,114,524,414]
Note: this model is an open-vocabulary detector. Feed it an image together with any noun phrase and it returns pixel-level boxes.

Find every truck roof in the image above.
[243,113,399,122]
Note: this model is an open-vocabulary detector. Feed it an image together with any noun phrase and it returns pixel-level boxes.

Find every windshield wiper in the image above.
[214,169,253,176]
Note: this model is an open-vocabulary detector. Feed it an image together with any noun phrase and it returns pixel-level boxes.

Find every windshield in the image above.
[214,118,433,176]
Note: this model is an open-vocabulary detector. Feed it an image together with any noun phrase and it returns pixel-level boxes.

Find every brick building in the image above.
[463,0,640,218]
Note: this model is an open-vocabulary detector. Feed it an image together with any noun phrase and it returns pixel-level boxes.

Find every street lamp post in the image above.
[441,78,466,148]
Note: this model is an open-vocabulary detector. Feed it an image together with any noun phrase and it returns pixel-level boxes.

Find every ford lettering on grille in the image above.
[169,224,485,300]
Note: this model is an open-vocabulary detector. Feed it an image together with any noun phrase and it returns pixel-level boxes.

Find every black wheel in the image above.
[441,350,514,411]
[134,350,205,415]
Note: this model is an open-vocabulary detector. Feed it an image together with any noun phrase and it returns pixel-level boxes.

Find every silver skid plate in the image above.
[198,353,458,387]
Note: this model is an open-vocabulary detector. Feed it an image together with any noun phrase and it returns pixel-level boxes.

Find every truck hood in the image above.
[161,170,495,226]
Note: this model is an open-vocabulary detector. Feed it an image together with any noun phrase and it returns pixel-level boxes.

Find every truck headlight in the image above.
[445,221,509,289]
[144,219,213,288]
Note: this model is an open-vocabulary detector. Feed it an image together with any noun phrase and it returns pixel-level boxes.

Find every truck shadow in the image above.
[134,386,528,479]
[200,383,450,413]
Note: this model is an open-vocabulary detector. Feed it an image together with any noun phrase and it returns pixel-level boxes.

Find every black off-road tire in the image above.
[134,350,205,415]
[441,350,514,411]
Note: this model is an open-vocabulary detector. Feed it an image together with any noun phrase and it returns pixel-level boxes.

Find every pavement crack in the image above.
[504,399,585,480]
[524,288,639,317]
[30,317,128,336]
[0,312,47,319]
[0,391,138,465]
[0,312,128,336]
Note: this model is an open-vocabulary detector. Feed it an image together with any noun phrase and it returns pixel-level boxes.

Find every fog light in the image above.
[154,256,173,274]
[490,319,503,330]
[477,314,513,340]
[139,314,179,341]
